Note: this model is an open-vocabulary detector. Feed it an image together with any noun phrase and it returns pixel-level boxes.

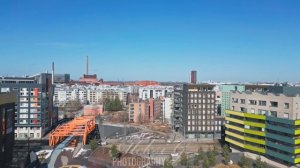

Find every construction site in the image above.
[37,115,99,168]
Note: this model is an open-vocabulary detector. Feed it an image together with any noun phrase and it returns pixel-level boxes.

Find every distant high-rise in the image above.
[190,70,197,84]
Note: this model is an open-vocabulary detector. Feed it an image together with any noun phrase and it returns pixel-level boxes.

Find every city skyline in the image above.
[1,0,300,82]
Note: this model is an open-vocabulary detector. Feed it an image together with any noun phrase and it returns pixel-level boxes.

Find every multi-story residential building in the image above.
[149,98,162,122]
[53,74,70,84]
[54,87,87,105]
[225,90,300,166]
[161,97,173,124]
[0,73,56,139]
[173,84,223,139]
[101,90,128,106]
[139,86,173,100]
[54,84,129,106]
[128,101,149,123]
[221,85,245,117]
[221,84,274,117]
[0,92,16,166]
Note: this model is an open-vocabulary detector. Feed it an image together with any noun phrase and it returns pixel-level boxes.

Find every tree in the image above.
[193,155,199,166]
[197,147,205,160]
[202,155,210,168]
[104,98,123,112]
[238,154,252,168]
[89,138,97,151]
[207,150,216,167]
[180,152,188,166]
[164,156,173,168]
[97,116,104,125]
[222,144,231,165]
[111,144,119,159]
[254,157,268,168]
[213,145,219,156]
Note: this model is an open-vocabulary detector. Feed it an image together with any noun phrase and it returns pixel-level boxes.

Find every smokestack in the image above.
[86,56,89,75]
[52,62,55,84]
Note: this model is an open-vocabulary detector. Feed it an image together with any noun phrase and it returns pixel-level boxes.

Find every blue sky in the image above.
[0,0,300,82]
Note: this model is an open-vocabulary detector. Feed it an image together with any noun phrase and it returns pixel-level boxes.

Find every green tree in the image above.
[213,145,219,156]
[180,152,188,166]
[238,154,252,168]
[89,138,98,151]
[255,157,268,168]
[164,156,173,168]
[222,144,231,165]
[111,144,119,159]
[104,98,123,111]
[207,150,216,167]
[202,155,210,168]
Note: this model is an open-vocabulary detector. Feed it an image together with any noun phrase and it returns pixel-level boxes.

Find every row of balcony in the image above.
[226,110,266,120]
[226,130,265,145]
[225,137,266,154]
[226,116,265,128]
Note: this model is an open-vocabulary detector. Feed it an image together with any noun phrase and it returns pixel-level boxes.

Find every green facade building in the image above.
[221,85,245,117]
[225,91,300,166]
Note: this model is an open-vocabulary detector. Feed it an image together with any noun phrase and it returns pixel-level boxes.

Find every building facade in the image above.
[149,98,161,122]
[0,93,16,166]
[161,97,173,124]
[53,74,70,84]
[221,85,245,117]
[138,86,173,100]
[128,101,149,123]
[174,84,223,139]
[54,84,130,106]
[225,91,300,165]
[190,70,197,84]
[0,74,56,139]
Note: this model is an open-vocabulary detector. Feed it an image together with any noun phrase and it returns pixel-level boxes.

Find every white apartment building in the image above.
[161,97,173,124]
[139,86,174,100]
[54,84,131,106]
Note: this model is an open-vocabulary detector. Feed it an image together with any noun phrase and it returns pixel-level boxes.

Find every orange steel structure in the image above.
[49,116,96,147]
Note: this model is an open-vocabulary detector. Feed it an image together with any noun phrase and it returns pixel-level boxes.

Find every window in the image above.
[284,103,290,109]
[258,109,267,115]
[270,101,278,107]
[259,101,267,106]
[240,107,247,112]
[249,100,257,105]
[283,113,289,119]
[240,99,246,104]
[270,111,277,117]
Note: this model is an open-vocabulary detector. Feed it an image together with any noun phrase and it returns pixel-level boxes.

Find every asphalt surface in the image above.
[99,124,139,139]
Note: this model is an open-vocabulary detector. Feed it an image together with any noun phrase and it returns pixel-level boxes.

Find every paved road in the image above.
[48,136,74,168]
[99,124,139,139]
[115,142,221,155]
